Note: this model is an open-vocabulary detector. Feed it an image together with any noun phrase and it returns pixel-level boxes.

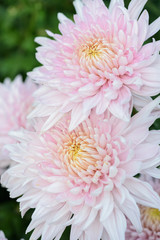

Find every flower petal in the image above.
[124,177,160,209]
[128,0,148,19]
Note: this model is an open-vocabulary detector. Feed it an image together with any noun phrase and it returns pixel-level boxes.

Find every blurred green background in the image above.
[0,0,160,239]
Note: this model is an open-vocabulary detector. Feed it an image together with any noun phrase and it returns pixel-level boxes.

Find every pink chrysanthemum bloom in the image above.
[126,175,160,240]
[2,98,160,240]
[29,0,160,131]
[0,75,37,173]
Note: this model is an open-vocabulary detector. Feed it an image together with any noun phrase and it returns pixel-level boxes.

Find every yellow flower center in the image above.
[81,41,102,59]
[68,142,81,161]
[58,129,108,183]
[146,208,160,221]
[78,38,117,70]
[140,205,160,232]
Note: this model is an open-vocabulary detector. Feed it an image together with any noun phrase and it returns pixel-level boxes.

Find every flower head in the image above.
[0,75,37,172]
[2,98,160,240]
[126,176,160,240]
[29,0,160,131]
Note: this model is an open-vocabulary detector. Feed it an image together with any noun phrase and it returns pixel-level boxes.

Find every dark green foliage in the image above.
[0,0,75,81]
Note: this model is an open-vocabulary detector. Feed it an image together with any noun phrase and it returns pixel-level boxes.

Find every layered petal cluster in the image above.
[126,176,160,240]
[0,75,37,172]
[29,0,160,131]
[2,99,160,240]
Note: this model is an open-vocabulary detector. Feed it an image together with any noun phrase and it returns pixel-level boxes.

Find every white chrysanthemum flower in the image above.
[2,98,160,240]
[0,75,37,174]
[28,0,160,131]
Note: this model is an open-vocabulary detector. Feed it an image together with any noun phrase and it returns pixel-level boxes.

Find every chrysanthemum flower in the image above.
[126,175,160,240]
[2,98,160,240]
[0,75,37,173]
[29,0,160,131]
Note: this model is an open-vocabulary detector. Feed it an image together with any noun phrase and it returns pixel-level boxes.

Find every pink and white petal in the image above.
[60,101,76,113]
[143,167,160,179]
[133,94,152,111]
[28,105,54,118]
[146,16,160,40]
[73,0,84,19]
[103,207,126,240]
[113,187,142,232]
[124,124,149,146]
[69,103,90,131]
[58,13,70,24]
[41,110,64,132]
[100,191,114,222]
[124,177,160,209]
[72,205,91,225]
[82,208,98,230]
[109,0,124,11]
[134,143,159,161]
[132,49,158,70]
[137,10,149,49]
[85,0,109,17]
[141,155,160,171]
[78,83,99,97]
[112,186,127,206]
[83,93,102,113]
[28,224,43,240]
[44,181,68,193]
[35,88,68,107]
[96,95,109,115]
[128,0,148,20]
[34,36,55,47]
[101,230,110,239]
[140,67,160,89]
[122,76,143,88]
[70,224,84,240]
[139,40,157,59]
[85,214,103,240]
[108,86,132,121]
[147,130,160,144]
[136,84,160,96]
[42,224,66,240]
[119,159,141,177]
[110,117,129,136]
[126,96,160,131]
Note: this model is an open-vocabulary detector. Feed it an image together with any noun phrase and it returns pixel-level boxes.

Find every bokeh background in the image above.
[0,0,160,239]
